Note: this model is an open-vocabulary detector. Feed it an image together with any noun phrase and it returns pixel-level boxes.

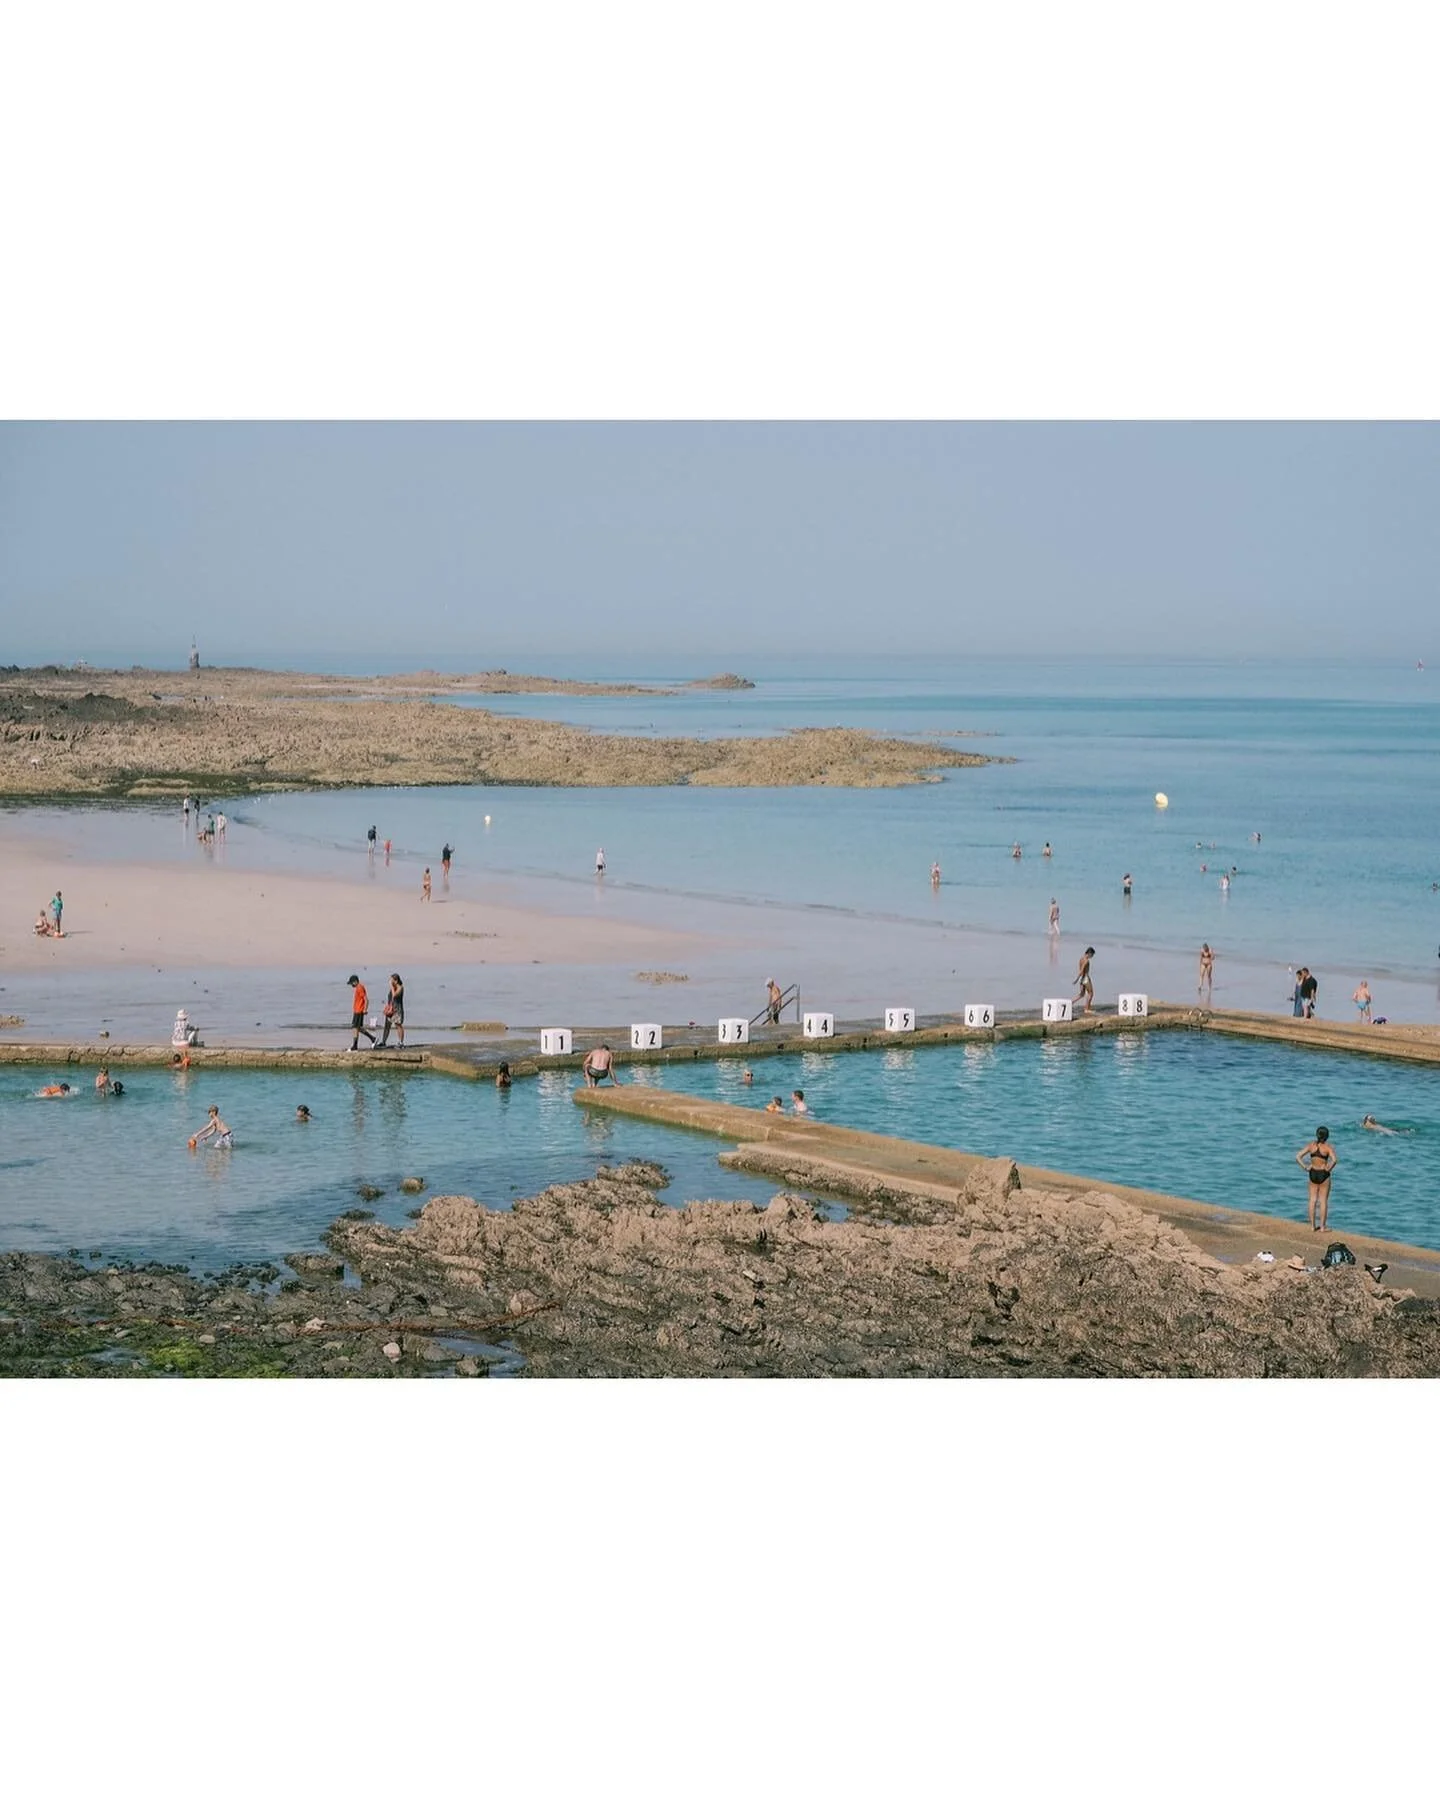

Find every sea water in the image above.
[5,1029,1438,1267]
[649,1031,1440,1252]
[0,1064,802,1268]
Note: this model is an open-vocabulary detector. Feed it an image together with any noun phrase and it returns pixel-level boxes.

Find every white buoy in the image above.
[1154,792,1169,808]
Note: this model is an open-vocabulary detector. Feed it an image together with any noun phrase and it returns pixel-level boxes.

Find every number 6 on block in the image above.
[964,1003,995,1029]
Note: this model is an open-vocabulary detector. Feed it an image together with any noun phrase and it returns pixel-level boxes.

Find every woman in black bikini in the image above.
[1296,1125,1336,1232]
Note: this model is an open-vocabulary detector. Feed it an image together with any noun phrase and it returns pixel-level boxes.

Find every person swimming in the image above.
[1361,1114,1410,1134]
[765,1096,783,1113]
[189,1105,233,1149]
[295,1104,311,1122]
[495,1061,512,1089]
[37,1082,72,1097]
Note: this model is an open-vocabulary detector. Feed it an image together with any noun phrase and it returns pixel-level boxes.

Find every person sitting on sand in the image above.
[1296,1125,1336,1230]
[766,978,783,1025]
[791,1089,809,1115]
[295,1105,311,1123]
[765,1096,783,1113]
[34,910,53,936]
[37,1082,72,1097]
[495,1062,512,1089]
[95,1067,112,1093]
[583,1044,619,1086]
[189,1105,233,1149]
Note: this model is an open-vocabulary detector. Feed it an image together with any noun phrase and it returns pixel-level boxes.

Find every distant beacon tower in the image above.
[188,637,200,671]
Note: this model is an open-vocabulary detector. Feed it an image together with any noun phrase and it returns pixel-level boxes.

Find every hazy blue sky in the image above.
[2,424,1435,668]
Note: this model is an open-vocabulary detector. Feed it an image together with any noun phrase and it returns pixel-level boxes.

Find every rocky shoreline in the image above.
[6,1159,1438,1377]
[0,665,996,797]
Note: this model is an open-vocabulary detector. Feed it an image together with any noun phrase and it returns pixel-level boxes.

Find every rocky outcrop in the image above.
[0,666,999,796]
[327,1162,1440,1378]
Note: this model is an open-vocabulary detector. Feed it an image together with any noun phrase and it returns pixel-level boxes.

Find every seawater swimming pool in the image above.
[640,1033,1440,1251]
[0,1066,804,1269]
[4,1031,1438,1266]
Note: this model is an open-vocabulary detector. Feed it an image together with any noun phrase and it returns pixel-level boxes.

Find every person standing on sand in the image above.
[1291,969,1306,1017]
[1353,979,1372,1023]
[1297,1125,1336,1231]
[1074,946,1096,1013]
[1300,968,1319,1018]
[347,974,376,1049]
[442,843,452,882]
[379,973,405,1048]
[1048,898,1060,936]
[50,890,63,937]
[421,868,432,902]
[1198,942,1215,1000]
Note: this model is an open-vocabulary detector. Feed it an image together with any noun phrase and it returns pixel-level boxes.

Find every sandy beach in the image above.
[0,828,701,976]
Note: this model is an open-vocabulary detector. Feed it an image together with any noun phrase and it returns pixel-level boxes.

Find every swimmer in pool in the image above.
[791,1090,808,1115]
[765,1096,783,1113]
[189,1105,234,1149]
[295,1104,311,1122]
[95,1066,112,1093]
[1296,1125,1336,1231]
[495,1061,513,1089]
[742,1067,754,1086]
[37,1082,72,1097]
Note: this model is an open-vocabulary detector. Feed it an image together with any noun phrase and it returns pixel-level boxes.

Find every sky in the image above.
[1,423,1436,670]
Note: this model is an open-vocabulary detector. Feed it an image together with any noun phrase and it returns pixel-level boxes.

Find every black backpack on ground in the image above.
[1320,1241,1356,1269]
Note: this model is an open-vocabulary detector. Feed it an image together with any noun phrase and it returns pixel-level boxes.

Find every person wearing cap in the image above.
[347,974,376,1050]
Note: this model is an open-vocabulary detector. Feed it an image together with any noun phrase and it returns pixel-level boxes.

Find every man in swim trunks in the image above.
[347,974,376,1049]
[766,978,783,1025]
[1074,946,1096,1014]
[1296,1125,1336,1231]
[1353,980,1372,1023]
[582,1044,619,1086]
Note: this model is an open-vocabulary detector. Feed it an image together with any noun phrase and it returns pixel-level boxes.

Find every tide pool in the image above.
[0,1066,802,1269]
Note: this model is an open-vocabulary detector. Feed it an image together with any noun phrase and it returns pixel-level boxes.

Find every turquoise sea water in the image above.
[4,1032,1438,1266]
[0,1065,797,1268]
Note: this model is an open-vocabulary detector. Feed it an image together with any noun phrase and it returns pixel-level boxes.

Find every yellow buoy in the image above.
[1154,792,1169,808]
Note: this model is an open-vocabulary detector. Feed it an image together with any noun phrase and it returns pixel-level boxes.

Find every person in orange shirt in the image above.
[347,974,376,1050]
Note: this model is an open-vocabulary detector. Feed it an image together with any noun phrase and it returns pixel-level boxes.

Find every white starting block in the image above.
[539,1028,573,1055]
[1117,993,1149,1018]
[630,1023,663,1050]
[803,1012,834,1039]
[1042,998,1073,1023]
[884,1007,916,1033]
[964,1003,996,1029]
[718,1018,750,1044]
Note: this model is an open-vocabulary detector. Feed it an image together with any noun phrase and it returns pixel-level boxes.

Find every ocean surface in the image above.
[5,655,1440,1030]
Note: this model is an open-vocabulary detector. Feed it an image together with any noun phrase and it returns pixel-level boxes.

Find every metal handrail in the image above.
[749,982,800,1029]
